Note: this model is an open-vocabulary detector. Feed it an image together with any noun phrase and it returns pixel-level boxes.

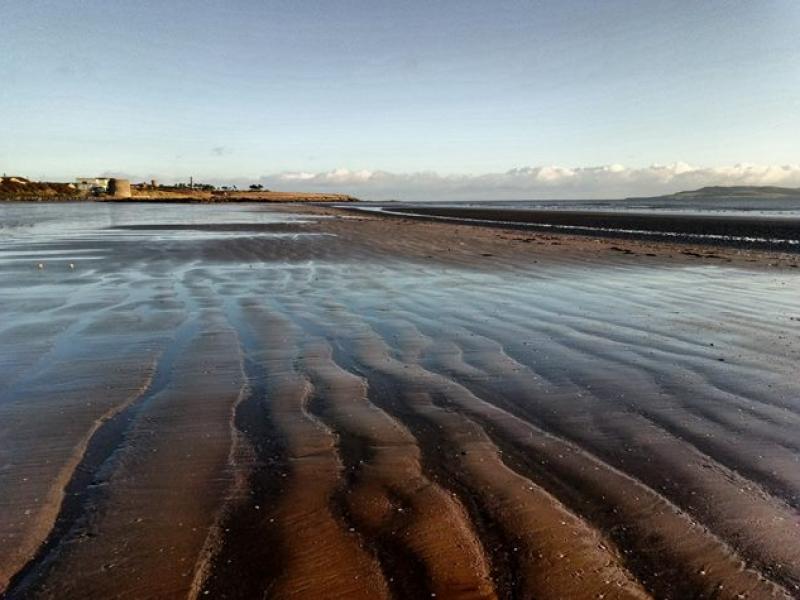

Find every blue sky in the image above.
[2,0,799,198]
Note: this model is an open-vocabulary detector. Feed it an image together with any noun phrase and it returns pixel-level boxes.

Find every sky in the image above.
[2,0,799,199]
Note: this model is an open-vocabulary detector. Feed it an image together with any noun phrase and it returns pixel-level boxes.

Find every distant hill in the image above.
[628,185,800,201]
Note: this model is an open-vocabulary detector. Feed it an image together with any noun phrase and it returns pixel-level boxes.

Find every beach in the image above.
[352,203,800,251]
[1,202,799,599]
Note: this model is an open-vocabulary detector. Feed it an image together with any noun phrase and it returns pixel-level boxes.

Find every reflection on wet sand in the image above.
[0,203,799,599]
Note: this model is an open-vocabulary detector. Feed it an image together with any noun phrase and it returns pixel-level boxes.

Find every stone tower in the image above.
[108,178,132,198]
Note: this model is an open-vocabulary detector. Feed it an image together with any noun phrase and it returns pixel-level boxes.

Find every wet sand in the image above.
[1,203,799,599]
[364,205,800,250]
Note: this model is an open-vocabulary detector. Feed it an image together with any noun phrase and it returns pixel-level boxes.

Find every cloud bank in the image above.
[254,163,800,201]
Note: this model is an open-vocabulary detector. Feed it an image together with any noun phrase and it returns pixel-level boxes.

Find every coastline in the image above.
[338,204,800,252]
[0,194,358,203]
[287,203,800,268]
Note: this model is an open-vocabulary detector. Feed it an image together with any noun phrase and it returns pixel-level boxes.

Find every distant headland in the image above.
[627,185,800,201]
[0,176,358,203]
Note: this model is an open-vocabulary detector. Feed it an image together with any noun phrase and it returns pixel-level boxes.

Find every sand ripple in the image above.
[1,203,799,599]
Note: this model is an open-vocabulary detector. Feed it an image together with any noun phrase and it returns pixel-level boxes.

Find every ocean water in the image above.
[404,196,800,217]
[0,202,315,245]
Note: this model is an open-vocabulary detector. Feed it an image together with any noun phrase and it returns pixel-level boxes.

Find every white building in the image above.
[75,177,110,192]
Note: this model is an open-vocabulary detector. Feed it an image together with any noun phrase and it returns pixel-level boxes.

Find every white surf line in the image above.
[351,206,800,247]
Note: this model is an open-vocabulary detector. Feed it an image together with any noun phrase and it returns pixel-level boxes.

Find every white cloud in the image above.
[252,163,800,201]
[279,172,316,181]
